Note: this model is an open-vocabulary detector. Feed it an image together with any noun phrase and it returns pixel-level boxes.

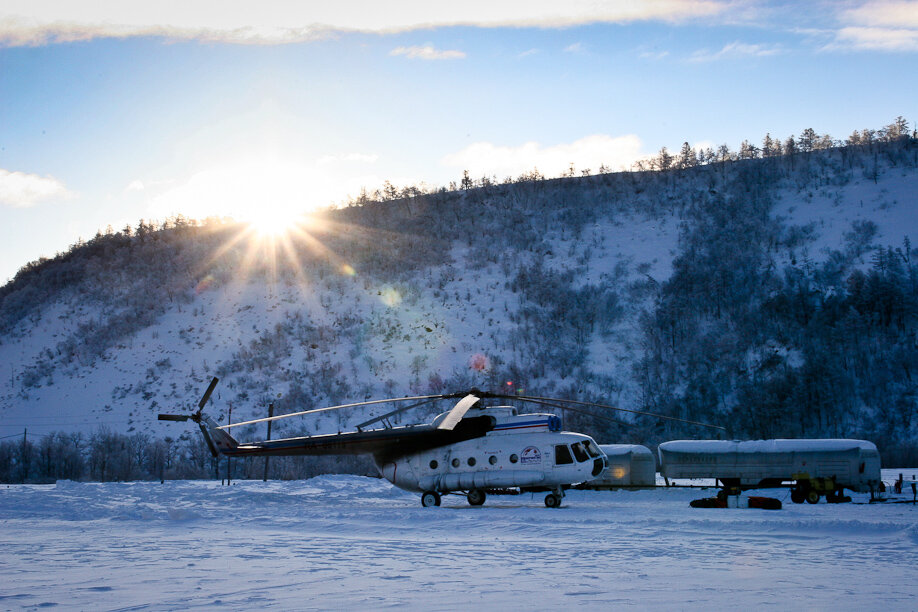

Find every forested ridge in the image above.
[2,119,917,482]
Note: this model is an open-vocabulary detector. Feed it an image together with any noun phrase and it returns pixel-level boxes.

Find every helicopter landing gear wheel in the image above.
[544,493,562,508]
[421,491,441,507]
[467,489,486,506]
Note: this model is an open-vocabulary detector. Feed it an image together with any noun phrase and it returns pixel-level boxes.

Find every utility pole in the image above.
[226,404,232,486]
[263,403,274,482]
[20,428,27,483]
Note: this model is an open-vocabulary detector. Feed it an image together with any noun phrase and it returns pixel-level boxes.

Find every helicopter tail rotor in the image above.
[157,414,192,422]
[157,376,220,424]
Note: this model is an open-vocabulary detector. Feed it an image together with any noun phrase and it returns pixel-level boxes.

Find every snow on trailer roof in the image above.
[598,444,653,456]
[659,439,878,454]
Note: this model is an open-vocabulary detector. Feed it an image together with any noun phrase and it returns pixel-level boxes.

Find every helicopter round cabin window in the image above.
[467,457,476,467]
[452,458,460,468]
[429,460,438,469]
[509,454,519,463]
[489,455,498,465]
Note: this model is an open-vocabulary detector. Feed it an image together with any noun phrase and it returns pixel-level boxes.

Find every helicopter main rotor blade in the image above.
[218,393,450,430]
[486,392,726,431]
[355,398,441,431]
[511,397,631,428]
[436,394,479,430]
[198,377,220,411]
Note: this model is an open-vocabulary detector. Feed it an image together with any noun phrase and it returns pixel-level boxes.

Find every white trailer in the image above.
[658,439,882,503]
[585,444,656,488]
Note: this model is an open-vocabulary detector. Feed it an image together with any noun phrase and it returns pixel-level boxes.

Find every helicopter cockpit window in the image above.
[583,440,602,458]
[571,442,589,463]
[555,444,574,465]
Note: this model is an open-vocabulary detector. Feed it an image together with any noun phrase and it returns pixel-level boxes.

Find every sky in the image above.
[1,0,916,284]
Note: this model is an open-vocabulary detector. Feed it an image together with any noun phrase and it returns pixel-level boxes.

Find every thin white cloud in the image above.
[822,0,918,53]
[825,1,918,52]
[841,1,918,28]
[563,42,585,54]
[828,26,918,52]
[441,134,644,179]
[687,41,783,62]
[0,168,73,208]
[124,179,145,193]
[0,0,729,47]
[390,45,466,60]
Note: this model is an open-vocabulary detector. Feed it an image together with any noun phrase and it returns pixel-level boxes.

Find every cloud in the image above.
[687,41,783,62]
[124,179,145,193]
[828,26,918,52]
[0,0,729,47]
[841,1,918,28]
[0,168,73,208]
[824,1,918,52]
[563,42,585,54]
[441,134,644,178]
[390,45,466,60]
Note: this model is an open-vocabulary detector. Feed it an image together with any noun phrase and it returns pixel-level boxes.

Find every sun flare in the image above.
[150,154,330,236]
[246,204,305,237]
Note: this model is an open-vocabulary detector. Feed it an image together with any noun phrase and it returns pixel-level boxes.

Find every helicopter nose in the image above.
[592,457,605,477]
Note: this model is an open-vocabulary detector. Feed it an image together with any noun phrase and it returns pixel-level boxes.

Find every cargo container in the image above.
[658,439,882,503]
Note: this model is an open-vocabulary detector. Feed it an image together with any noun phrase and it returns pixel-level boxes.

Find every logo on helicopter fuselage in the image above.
[520,446,542,465]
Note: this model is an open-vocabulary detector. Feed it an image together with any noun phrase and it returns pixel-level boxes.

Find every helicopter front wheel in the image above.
[544,493,562,508]
[421,491,441,507]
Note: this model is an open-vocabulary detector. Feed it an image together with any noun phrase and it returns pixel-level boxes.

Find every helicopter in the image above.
[159,377,723,508]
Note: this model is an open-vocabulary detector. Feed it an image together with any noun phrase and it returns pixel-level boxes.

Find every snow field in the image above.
[2,470,917,610]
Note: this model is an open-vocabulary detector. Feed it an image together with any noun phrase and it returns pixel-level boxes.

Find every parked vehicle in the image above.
[659,439,882,503]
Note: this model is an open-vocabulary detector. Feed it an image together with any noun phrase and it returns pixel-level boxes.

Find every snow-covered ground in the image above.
[3,470,917,610]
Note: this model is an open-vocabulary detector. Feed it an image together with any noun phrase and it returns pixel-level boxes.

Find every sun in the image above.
[246,204,306,237]
[151,154,329,237]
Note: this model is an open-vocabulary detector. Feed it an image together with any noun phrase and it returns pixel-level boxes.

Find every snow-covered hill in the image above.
[1,138,916,466]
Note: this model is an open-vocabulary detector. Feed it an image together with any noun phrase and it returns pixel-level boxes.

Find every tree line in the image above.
[0,428,374,484]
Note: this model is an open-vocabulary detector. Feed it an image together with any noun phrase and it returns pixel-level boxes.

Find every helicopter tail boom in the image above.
[198,414,240,457]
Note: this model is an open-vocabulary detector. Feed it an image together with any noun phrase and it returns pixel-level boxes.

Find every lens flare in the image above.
[195,274,216,294]
[469,353,490,372]
[379,286,402,307]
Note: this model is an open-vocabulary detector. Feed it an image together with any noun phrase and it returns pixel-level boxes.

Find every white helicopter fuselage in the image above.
[377,407,607,494]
